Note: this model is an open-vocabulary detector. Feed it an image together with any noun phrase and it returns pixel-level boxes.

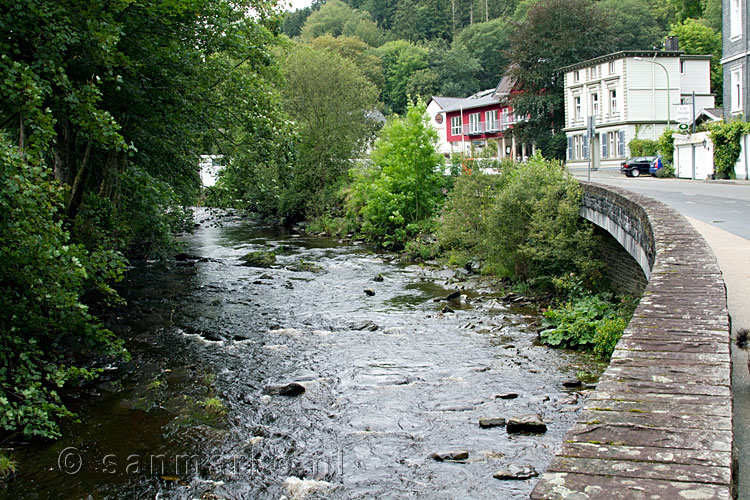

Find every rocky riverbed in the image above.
[2,208,604,500]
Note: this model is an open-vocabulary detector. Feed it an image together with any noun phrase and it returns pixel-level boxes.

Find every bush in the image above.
[0,141,127,438]
[540,294,615,349]
[628,138,659,157]
[347,100,445,249]
[657,128,675,165]
[593,317,628,359]
[710,120,750,179]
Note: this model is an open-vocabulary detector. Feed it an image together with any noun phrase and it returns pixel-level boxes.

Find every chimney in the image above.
[665,36,679,51]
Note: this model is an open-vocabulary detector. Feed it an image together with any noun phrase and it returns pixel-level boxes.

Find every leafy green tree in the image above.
[375,40,431,114]
[508,0,615,159]
[281,44,380,218]
[391,0,451,42]
[701,0,721,32]
[348,100,445,248]
[309,35,385,89]
[0,140,127,438]
[454,18,512,89]
[599,0,666,51]
[300,0,384,46]
[433,42,483,96]
[670,18,723,106]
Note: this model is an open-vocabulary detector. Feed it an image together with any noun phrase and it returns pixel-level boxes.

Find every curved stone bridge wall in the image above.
[531,182,733,500]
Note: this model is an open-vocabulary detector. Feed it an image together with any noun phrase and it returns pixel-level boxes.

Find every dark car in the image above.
[620,156,657,177]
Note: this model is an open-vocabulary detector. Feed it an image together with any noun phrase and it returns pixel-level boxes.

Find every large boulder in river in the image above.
[506,414,547,434]
[239,251,276,268]
[265,382,305,396]
[430,450,469,461]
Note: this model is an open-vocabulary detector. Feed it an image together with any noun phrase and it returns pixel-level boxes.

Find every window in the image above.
[732,67,743,113]
[574,70,580,83]
[485,109,498,131]
[574,135,582,159]
[590,65,598,79]
[501,108,510,128]
[680,60,685,74]
[574,96,582,121]
[469,112,481,134]
[731,0,742,39]
[450,115,461,135]
[608,132,616,159]
[609,89,618,116]
[609,61,615,75]
[591,93,599,116]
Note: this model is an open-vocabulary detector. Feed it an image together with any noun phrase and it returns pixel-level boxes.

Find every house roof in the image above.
[558,50,710,73]
[693,107,723,124]
[493,74,517,101]
[428,96,466,109]
[440,88,502,113]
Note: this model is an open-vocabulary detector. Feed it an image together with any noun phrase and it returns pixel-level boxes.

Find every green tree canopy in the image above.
[454,18,512,89]
[669,18,722,105]
[300,0,384,46]
[281,43,380,217]
[508,0,616,159]
[599,0,667,51]
[375,40,431,114]
[309,34,385,89]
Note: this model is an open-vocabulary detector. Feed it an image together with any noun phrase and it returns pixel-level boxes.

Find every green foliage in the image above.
[709,120,750,179]
[437,153,604,292]
[657,128,675,165]
[348,100,445,249]
[541,294,615,349]
[280,43,380,219]
[593,317,628,359]
[600,0,666,51]
[300,0,384,47]
[454,18,512,89]
[0,141,127,438]
[628,138,660,157]
[375,40,431,115]
[0,452,17,480]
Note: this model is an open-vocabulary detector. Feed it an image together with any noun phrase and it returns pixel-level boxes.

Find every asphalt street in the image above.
[568,165,750,499]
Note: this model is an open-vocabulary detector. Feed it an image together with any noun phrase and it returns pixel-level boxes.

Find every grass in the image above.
[0,452,17,479]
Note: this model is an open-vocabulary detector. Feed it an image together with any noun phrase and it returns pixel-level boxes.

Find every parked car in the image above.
[620,156,658,177]
[649,156,664,175]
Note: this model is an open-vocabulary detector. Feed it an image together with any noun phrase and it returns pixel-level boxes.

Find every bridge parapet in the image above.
[531,182,733,500]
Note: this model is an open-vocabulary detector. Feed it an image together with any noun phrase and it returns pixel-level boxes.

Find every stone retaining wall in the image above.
[530,182,733,500]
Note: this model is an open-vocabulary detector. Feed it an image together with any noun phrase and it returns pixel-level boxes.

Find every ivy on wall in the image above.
[709,121,750,179]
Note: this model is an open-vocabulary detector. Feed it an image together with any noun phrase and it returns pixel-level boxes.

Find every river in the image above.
[3,208,602,500]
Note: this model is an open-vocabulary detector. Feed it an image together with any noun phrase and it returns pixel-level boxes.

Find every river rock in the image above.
[506,414,547,434]
[239,251,276,268]
[266,382,306,397]
[364,289,376,296]
[282,477,332,500]
[348,320,379,331]
[562,379,583,388]
[478,417,506,428]
[441,305,455,314]
[496,393,519,400]
[492,465,539,480]
[373,274,384,282]
[445,290,461,301]
[430,450,469,461]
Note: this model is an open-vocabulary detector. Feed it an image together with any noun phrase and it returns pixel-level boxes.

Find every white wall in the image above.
[733,134,750,180]
[426,100,451,156]
[626,58,681,124]
[674,132,714,179]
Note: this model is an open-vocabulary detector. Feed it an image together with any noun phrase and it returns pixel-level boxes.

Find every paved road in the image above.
[569,166,750,239]
[569,165,750,499]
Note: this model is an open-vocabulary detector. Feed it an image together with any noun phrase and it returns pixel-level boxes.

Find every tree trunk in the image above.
[66,142,91,220]
[53,120,72,183]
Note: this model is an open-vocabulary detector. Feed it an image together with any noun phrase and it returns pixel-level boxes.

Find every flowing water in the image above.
[3,208,602,500]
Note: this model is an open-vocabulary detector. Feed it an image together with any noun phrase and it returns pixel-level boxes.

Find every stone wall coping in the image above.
[530,182,732,500]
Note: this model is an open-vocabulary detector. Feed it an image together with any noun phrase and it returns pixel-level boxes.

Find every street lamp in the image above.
[634,56,671,129]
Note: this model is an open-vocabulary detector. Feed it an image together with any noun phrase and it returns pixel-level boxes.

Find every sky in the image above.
[284,0,314,11]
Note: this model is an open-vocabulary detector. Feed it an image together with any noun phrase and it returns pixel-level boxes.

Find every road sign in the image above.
[674,104,691,126]
[678,123,689,131]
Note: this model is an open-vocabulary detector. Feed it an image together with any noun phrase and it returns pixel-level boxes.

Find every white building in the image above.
[561,50,714,168]
[426,96,465,157]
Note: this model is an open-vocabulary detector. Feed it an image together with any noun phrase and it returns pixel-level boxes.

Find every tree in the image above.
[433,42,483,96]
[670,18,723,106]
[508,0,615,159]
[375,40,431,114]
[454,18,512,89]
[348,100,445,248]
[309,34,385,89]
[281,44,380,218]
[599,0,666,51]
[300,0,384,46]
[391,0,451,42]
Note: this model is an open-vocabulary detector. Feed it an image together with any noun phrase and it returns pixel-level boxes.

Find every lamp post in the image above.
[634,56,671,130]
